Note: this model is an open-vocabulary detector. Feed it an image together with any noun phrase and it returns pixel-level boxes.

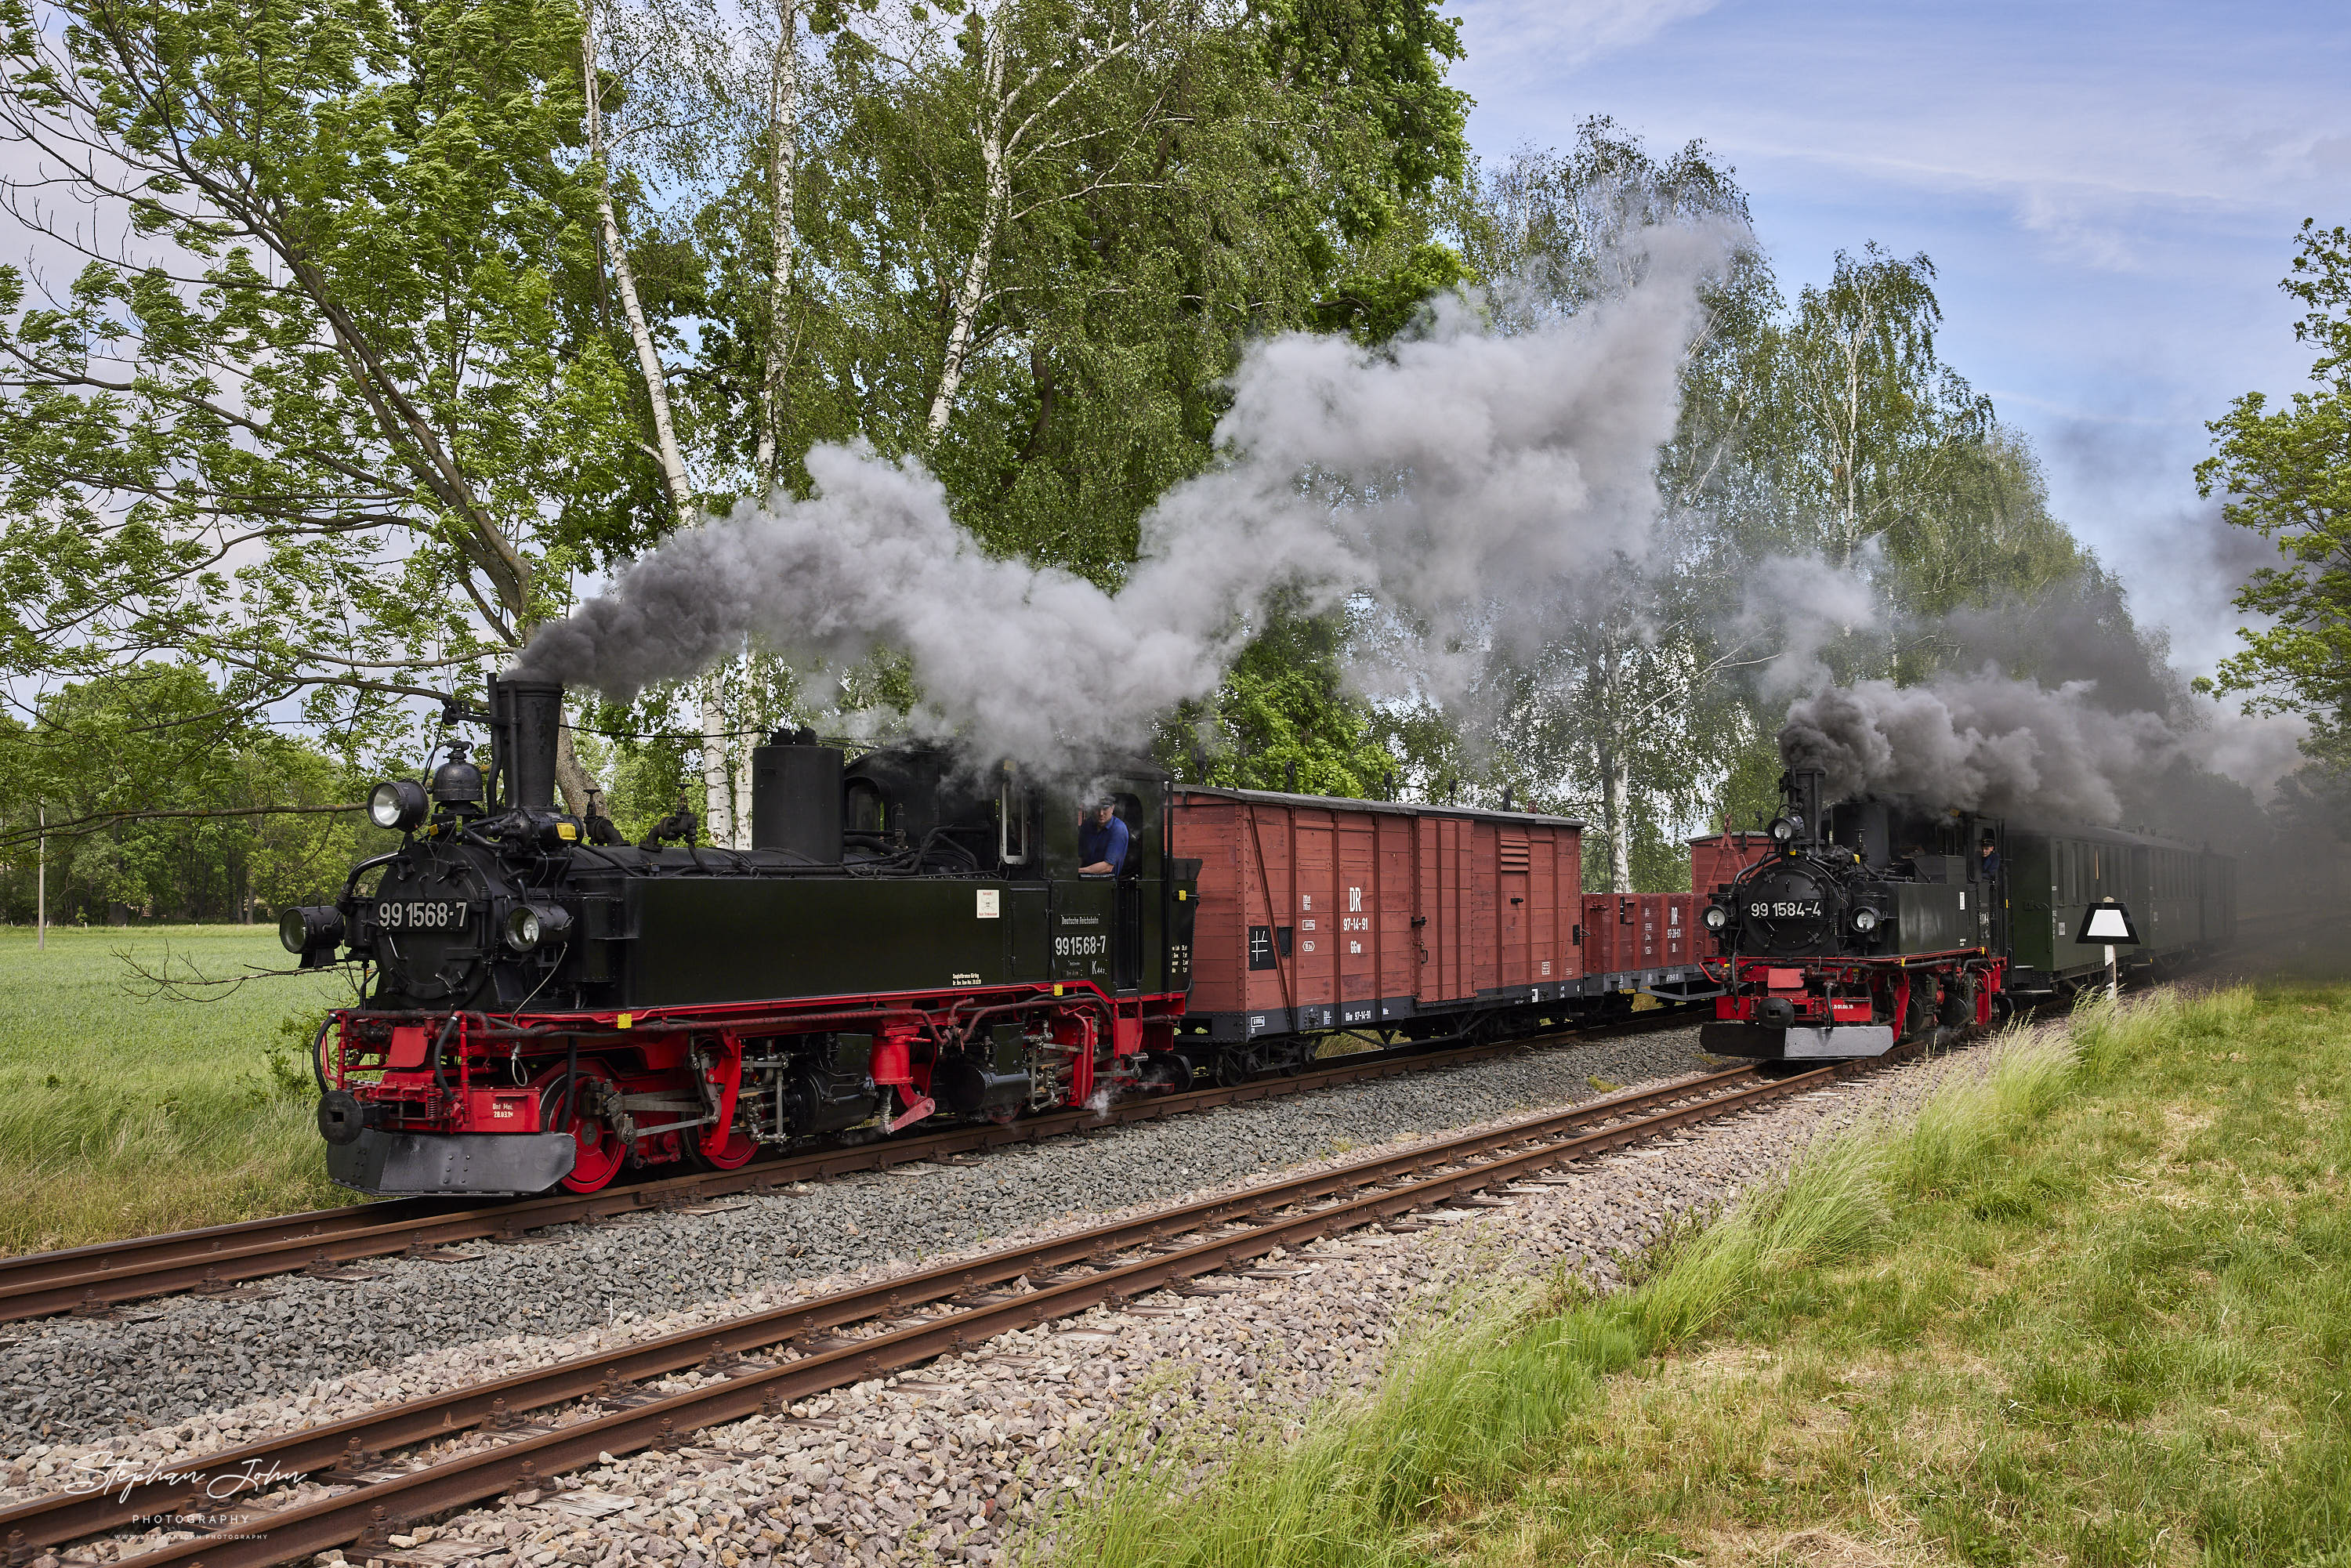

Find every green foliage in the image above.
[1159,603,1400,798]
[1768,241,1997,570]
[676,0,1473,586]
[1306,241,1465,345]
[1883,425,2086,631]
[0,665,388,922]
[2199,219,2351,772]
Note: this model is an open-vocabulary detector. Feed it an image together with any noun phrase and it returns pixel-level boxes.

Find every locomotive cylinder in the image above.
[497,676,567,815]
[751,730,844,863]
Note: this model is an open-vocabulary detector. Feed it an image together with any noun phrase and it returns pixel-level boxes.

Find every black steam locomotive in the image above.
[1698,770,2236,1056]
[284,679,1199,1197]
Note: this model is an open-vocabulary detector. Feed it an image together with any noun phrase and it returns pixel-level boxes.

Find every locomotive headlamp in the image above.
[1702,904,1728,930]
[502,901,572,953]
[1851,906,1880,933]
[368,779,429,833]
[279,905,345,962]
[1768,816,1797,844]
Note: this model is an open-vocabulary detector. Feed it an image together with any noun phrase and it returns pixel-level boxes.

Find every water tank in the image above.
[752,729,844,862]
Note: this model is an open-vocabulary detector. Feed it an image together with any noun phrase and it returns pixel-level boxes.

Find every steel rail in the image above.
[0,1010,1706,1324]
[10,1052,1911,1567]
[0,1063,1772,1557]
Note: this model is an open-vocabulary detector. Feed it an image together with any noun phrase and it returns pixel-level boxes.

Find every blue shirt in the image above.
[1081,813,1130,874]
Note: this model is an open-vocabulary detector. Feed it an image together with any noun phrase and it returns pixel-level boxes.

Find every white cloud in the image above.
[1456,0,1722,77]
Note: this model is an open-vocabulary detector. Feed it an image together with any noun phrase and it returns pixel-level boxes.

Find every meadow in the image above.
[1057,983,2351,1566]
[0,924,356,1255]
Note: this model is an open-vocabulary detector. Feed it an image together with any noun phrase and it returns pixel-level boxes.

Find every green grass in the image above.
[1051,986,2351,1567]
[0,924,355,1255]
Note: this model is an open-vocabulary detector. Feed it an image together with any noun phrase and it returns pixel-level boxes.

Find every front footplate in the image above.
[327,1128,578,1196]
[1700,1022,1896,1059]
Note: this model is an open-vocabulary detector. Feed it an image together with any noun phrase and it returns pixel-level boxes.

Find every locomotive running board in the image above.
[1699,1022,1895,1059]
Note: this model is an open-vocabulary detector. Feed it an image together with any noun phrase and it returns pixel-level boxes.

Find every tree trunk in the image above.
[1602,742,1633,894]
[554,726,595,820]
[589,1,722,819]
[585,10,693,521]
[754,5,799,491]
[734,723,757,849]
[701,678,734,849]
[925,3,1009,447]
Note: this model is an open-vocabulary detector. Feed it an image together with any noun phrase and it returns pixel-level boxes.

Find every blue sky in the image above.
[1450,0,2350,675]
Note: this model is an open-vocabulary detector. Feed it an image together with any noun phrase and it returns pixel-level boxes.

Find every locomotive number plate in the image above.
[379,899,469,931]
[1748,900,1822,918]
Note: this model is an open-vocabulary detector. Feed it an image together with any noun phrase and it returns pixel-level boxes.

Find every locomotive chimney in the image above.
[494,675,566,815]
[1792,768,1824,847]
[751,727,843,862]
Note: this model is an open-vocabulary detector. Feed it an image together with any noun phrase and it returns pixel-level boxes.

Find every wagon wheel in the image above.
[537,1061,625,1194]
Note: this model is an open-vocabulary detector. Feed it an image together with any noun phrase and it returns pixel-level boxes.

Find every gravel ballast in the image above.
[0,1027,1716,1454]
[24,1039,1987,1568]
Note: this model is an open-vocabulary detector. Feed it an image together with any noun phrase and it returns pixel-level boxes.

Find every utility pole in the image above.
[36,802,45,952]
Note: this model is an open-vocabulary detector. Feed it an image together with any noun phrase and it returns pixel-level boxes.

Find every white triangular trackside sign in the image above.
[2074,901,2140,945]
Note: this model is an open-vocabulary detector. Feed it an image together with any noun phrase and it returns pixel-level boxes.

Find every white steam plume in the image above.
[514,226,1735,773]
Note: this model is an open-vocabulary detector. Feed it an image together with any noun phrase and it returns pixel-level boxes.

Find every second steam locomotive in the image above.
[1697,770,2236,1058]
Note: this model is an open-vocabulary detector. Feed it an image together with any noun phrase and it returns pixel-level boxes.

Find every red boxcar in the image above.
[1690,831,1776,895]
[1170,788,1586,1042]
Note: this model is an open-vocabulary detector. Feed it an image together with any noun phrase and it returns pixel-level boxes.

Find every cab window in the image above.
[846,780,887,835]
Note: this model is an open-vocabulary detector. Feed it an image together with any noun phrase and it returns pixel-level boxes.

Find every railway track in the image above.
[0,1008,1707,1324]
[2,1045,1912,1568]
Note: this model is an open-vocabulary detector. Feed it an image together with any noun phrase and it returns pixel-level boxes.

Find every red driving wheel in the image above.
[690,1122,759,1171]
[537,1060,625,1194]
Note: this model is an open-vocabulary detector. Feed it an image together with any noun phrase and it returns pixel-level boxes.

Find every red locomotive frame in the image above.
[322,980,1186,1194]
[1703,952,2008,1036]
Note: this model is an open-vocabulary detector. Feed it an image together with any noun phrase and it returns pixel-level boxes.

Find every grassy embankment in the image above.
[0,925,351,1255]
[1056,984,2351,1566]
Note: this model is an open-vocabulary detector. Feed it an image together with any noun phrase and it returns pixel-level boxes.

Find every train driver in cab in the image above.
[1979,835,2001,879]
[1080,796,1129,877]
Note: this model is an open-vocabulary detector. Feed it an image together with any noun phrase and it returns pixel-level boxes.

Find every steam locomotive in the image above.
[1697,770,2237,1057]
[281,678,1213,1198]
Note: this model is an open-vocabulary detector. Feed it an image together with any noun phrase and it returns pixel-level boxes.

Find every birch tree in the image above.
[581,0,755,838]
[1448,127,1765,888]
[1773,243,1994,570]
